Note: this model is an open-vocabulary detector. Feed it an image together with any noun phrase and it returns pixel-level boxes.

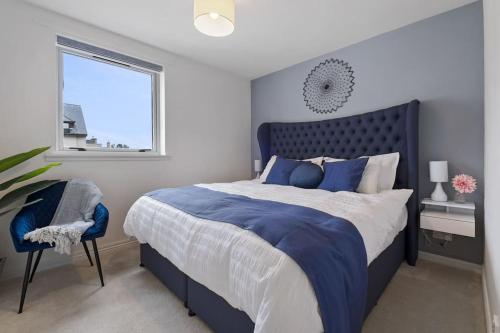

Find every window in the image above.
[56,36,163,155]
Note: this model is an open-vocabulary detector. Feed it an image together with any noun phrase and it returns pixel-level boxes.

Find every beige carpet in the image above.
[0,245,485,333]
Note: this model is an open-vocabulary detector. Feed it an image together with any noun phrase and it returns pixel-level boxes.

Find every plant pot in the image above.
[454,192,467,203]
[0,257,6,278]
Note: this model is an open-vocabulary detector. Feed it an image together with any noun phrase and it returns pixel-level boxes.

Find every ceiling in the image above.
[24,0,476,79]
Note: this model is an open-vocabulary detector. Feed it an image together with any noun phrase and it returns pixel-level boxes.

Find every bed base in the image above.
[140,230,405,332]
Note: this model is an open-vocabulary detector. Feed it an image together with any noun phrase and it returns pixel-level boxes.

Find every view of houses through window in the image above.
[63,103,132,149]
[61,50,156,152]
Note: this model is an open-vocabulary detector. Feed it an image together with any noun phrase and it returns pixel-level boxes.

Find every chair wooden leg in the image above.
[91,239,104,287]
[81,241,94,266]
[29,250,43,283]
[18,252,34,314]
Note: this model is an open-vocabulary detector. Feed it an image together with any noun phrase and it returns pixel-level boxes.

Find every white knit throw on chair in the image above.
[24,178,102,254]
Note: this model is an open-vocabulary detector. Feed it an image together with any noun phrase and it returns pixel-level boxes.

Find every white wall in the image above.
[483,0,500,329]
[0,0,251,280]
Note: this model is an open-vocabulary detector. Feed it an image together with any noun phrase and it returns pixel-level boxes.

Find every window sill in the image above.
[45,151,170,162]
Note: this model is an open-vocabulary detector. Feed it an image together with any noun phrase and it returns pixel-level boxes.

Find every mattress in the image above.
[124,180,412,333]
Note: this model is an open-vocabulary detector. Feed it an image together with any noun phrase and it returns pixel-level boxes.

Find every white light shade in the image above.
[429,161,448,182]
[194,0,235,37]
[254,159,262,173]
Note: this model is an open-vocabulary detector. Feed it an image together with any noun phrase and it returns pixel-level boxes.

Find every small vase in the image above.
[454,192,467,203]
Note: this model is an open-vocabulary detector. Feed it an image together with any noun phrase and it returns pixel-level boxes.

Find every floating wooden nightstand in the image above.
[420,198,475,237]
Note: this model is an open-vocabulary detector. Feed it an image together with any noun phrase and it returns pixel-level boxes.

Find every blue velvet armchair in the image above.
[9,181,109,313]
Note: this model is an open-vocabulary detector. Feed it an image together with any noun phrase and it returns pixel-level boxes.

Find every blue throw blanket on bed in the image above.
[147,186,368,333]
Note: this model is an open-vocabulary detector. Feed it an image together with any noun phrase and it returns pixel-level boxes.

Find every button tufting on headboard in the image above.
[256,100,420,265]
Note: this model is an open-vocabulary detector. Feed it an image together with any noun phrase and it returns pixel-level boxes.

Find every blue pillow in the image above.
[265,157,302,185]
[289,163,324,189]
[318,158,368,192]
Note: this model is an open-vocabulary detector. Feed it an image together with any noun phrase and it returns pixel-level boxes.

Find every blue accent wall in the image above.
[251,2,484,264]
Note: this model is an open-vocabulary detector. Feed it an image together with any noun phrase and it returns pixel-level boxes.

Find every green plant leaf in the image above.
[0,180,60,210]
[0,199,42,217]
[0,163,61,191]
[0,147,51,174]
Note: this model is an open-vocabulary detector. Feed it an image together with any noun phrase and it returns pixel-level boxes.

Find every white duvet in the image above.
[124,180,412,333]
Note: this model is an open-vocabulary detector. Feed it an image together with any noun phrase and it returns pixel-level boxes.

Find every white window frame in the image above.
[49,37,166,161]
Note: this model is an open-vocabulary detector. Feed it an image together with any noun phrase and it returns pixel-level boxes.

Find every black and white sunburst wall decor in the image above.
[303,59,355,114]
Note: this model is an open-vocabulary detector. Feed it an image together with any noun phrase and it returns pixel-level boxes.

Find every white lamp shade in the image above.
[194,0,235,37]
[254,159,262,173]
[429,161,448,182]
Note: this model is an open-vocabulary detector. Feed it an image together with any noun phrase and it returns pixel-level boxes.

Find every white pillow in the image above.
[323,157,380,194]
[323,157,343,163]
[303,156,324,166]
[259,155,323,182]
[358,162,380,194]
[363,152,400,192]
[259,155,277,182]
[324,152,399,193]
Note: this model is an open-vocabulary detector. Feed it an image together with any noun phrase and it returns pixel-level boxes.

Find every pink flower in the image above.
[451,174,477,194]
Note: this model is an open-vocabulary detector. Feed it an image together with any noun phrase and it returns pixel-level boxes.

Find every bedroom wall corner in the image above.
[483,0,500,329]
[0,0,252,281]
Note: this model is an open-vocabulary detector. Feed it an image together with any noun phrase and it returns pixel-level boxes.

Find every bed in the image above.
[124,100,420,333]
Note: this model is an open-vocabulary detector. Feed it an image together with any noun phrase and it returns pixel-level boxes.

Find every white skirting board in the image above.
[483,269,493,333]
[71,238,138,264]
[418,251,482,273]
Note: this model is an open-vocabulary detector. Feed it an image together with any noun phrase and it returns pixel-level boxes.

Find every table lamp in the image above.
[430,161,448,202]
[254,159,262,178]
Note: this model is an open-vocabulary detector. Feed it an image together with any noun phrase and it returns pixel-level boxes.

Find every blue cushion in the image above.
[289,163,324,189]
[318,158,368,192]
[265,157,302,185]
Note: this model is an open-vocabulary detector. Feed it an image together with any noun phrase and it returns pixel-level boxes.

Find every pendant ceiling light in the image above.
[194,0,235,37]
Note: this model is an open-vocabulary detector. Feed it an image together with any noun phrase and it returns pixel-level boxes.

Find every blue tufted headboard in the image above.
[257,100,419,265]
